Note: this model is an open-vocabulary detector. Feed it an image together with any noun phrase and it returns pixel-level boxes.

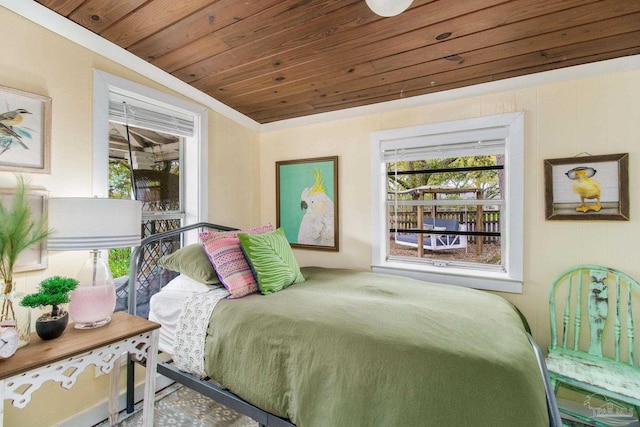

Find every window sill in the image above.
[371,261,522,293]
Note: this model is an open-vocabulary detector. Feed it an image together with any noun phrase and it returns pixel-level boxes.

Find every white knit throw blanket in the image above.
[173,287,230,377]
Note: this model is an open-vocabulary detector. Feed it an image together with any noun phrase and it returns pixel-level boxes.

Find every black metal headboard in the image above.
[122,222,236,317]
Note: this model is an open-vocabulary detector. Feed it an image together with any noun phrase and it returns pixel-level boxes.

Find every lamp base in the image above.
[74,316,112,329]
[69,252,116,329]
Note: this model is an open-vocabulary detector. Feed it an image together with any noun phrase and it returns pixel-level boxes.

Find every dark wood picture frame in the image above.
[544,153,629,220]
[276,156,339,251]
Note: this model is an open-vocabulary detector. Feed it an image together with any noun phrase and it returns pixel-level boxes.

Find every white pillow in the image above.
[163,274,219,293]
[433,226,448,231]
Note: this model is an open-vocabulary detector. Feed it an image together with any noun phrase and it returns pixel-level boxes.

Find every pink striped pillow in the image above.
[199,224,273,298]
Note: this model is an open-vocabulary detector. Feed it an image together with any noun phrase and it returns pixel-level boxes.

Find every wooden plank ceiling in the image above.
[36,0,640,124]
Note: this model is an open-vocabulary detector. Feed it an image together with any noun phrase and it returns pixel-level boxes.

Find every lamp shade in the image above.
[366,0,413,17]
[48,198,142,251]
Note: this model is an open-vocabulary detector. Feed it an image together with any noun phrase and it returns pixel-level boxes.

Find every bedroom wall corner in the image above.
[208,112,262,229]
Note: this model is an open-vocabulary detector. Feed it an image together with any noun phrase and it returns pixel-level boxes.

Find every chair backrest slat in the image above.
[629,283,635,366]
[561,274,572,349]
[549,265,640,366]
[615,275,621,362]
[550,284,558,349]
[587,269,607,357]
[574,272,582,351]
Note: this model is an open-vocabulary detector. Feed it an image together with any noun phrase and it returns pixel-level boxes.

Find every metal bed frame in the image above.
[123,222,562,427]
[123,222,293,427]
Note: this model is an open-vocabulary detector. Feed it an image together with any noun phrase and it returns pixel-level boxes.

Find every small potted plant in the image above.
[20,276,78,340]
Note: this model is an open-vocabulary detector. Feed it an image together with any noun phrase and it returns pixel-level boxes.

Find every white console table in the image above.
[0,311,160,427]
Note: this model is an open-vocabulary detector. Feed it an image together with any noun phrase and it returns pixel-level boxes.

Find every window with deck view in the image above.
[93,71,208,306]
[371,113,524,293]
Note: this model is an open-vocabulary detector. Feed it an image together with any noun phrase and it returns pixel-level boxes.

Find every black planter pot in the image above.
[35,311,69,340]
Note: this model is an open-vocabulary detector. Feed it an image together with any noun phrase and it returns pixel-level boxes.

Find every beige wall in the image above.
[0,7,259,425]
[259,66,640,351]
[3,3,640,425]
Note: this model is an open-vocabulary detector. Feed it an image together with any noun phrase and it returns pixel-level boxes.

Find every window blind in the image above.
[381,125,508,162]
[108,93,194,137]
[382,139,505,162]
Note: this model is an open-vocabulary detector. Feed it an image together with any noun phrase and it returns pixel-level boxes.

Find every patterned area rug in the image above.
[99,385,258,427]
[102,384,608,427]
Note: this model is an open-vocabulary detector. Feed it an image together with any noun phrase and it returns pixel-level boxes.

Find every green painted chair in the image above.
[547,265,640,425]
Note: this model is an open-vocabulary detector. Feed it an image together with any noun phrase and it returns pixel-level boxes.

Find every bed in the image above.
[123,222,561,427]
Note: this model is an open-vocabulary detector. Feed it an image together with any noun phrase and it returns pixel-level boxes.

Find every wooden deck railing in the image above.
[390,208,500,243]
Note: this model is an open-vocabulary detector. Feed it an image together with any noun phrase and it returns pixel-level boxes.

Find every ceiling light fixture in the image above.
[366,0,413,17]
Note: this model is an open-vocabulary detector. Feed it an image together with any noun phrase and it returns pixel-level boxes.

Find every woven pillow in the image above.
[158,243,220,284]
[199,224,273,298]
[238,228,305,295]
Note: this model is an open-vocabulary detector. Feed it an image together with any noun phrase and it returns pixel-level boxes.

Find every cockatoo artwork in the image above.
[298,167,334,246]
[565,166,602,213]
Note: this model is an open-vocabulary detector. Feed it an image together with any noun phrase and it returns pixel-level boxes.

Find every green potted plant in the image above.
[0,176,51,345]
[20,276,78,340]
[0,176,51,314]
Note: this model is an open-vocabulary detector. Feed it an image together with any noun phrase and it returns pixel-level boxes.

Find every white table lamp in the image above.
[48,198,142,329]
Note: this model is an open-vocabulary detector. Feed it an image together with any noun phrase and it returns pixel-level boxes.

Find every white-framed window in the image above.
[371,113,524,293]
[92,70,208,240]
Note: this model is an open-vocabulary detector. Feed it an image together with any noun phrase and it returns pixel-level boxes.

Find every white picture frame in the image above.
[0,86,52,174]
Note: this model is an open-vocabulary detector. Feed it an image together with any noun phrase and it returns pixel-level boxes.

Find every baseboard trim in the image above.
[52,373,174,427]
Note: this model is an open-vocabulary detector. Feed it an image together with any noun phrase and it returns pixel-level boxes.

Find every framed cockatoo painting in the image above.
[276,156,339,251]
[544,153,629,220]
[0,85,51,173]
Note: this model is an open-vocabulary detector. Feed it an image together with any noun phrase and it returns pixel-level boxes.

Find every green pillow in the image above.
[238,228,305,294]
[157,243,220,285]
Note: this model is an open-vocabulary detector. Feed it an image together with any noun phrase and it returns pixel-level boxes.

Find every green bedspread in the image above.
[204,267,548,426]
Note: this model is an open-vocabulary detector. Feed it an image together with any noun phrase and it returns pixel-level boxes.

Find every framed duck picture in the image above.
[544,153,629,220]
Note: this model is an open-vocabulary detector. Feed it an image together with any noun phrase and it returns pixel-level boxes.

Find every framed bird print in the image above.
[544,153,629,220]
[276,156,339,251]
[0,85,51,173]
